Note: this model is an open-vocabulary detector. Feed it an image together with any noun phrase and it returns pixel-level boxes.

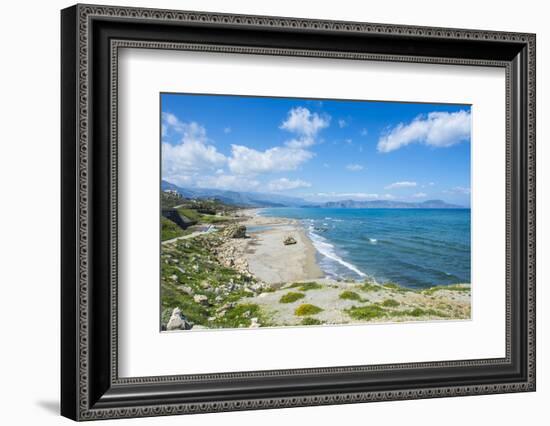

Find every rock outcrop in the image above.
[222,224,247,239]
[166,307,193,330]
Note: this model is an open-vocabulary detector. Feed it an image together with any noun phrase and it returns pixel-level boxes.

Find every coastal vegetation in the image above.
[160,200,472,331]
[279,292,306,304]
[289,282,323,291]
[339,290,364,302]
[295,304,323,316]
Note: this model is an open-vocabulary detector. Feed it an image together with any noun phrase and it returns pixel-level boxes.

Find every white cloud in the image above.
[162,116,226,184]
[280,107,330,148]
[412,192,428,198]
[280,106,330,137]
[228,145,313,175]
[338,119,348,128]
[223,127,232,134]
[285,138,316,149]
[346,164,364,172]
[268,178,312,192]
[162,112,207,141]
[385,181,417,189]
[377,110,471,153]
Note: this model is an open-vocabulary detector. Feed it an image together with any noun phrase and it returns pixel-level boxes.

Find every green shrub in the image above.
[360,282,381,292]
[161,217,185,241]
[346,305,386,320]
[301,317,323,326]
[422,284,471,295]
[394,307,448,318]
[381,298,400,308]
[279,292,305,304]
[295,304,323,316]
[339,290,363,301]
[289,282,323,291]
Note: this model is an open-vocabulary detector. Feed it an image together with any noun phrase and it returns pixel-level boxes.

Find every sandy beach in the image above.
[161,208,471,330]
[237,209,324,285]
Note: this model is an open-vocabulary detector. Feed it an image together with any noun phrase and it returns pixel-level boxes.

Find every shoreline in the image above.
[161,207,472,330]
[236,209,324,285]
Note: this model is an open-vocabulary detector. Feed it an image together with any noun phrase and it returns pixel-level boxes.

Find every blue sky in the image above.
[161,93,471,206]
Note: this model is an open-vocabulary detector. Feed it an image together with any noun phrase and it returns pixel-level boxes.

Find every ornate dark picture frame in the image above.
[61,4,536,421]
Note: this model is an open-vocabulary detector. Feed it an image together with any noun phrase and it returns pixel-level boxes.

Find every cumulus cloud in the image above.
[412,192,428,198]
[281,106,330,137]
[162,115,226,185]
[162,112,207,141]
[280,107,330,148]
[385,181,417,189]
[377,110,471,153]
[268,178,312,192]
[228,145,313,175]
[346,164,364,172]
[338,119,348,128]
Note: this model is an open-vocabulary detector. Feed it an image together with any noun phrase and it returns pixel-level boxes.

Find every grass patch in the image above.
[422,284,471,296]
[279,292,305,304]
[199,214,231,224]
[160,235,263,329]
[216,303,267,328]
[289,282,323,291]
[339,290,363,301]
[346,304,387,320]
[381,298,400,308]
[382,282,411,292]
[301,317,323,326]
[359,282,382,292]
[161,217,185,241]
[295,304,323,316]
[393,307,448,318]
[177,208,202,222]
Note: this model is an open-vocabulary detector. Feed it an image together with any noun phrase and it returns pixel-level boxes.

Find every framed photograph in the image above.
[61,4,536,421]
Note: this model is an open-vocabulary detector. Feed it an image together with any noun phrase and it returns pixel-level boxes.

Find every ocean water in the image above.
[258,208,471,289]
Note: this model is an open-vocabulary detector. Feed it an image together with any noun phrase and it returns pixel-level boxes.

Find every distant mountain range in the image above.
[161,180,309,207]
[161,180,465,209]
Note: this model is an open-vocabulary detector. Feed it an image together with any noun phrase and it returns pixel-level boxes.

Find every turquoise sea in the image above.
[259,208,471,289]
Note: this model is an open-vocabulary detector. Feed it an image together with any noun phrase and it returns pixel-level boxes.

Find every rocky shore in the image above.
[161,210,471,331]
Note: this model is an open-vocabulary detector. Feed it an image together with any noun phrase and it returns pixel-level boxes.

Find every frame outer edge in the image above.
[66,4,536,420]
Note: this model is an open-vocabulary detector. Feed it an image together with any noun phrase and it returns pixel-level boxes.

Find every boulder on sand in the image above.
[166,307,193,331]
[283,235,297,245]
